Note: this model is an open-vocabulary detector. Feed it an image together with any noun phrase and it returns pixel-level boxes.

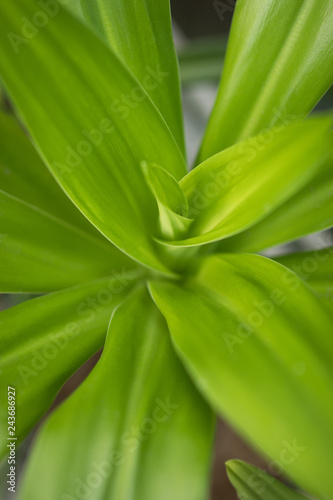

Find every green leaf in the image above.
[149,254,333,499]
[0,190,134,292]
[198,0,333,162]
[141,162,193,240]
[65,0,185,154]
[0,108,107,238]
[0,0,187,274]
[0,272,139,458]
[226,460,308,500]
[0,85,4,109]
[276,247,333,312]
[158,117,331,247]
[218,148,333,253]
[18,287,214,500]
[0,108,139,281]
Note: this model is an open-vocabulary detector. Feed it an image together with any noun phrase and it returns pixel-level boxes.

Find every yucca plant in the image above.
[0,0,333,499]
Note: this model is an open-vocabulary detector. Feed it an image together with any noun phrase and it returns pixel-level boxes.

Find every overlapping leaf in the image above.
[142,162,193,241]
[18,287,214,500]
[150,254,333,499]
[0,272,139,458]
[157,118,331,247]
[0,109,139,292]
[227,460,308,500]
[218,148,333,253]
[0,108,106,237]
[0,190,134,292]
[65,0,185,154]
[198,0,333,161]
[0,0,187,273]
[276,247,333,312]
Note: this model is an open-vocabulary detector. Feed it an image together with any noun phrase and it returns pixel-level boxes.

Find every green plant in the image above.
[0,0,333,499]
[226,459,310,499]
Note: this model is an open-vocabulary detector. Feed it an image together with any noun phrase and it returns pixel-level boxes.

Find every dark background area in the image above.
[171,0,235,38]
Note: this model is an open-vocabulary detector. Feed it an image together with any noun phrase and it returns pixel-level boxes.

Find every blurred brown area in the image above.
[170,0,235,38]
[49,350,102,410]
[0,294,11,312]
[211,420,267,500]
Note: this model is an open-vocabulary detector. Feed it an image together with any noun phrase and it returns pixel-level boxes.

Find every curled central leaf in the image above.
[141,161,193,241]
